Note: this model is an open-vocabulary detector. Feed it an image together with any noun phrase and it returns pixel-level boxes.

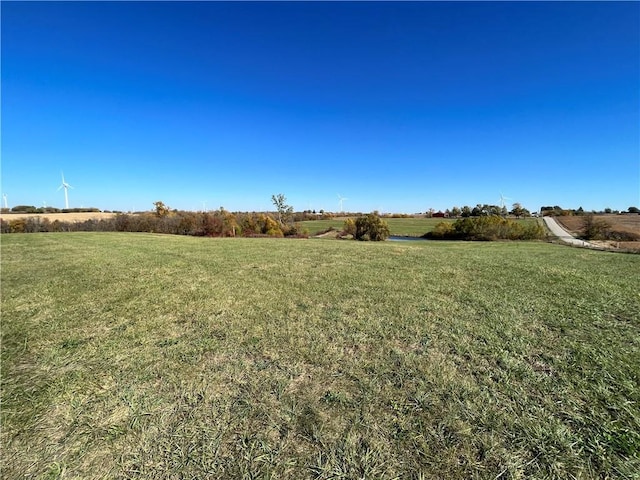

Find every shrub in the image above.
[354,212,390,241]
[218,209,238,237]
[424,216,545,241]
[3,217,53,233]
[581,215,611,240]
[238,213,260,236]
[607,230,640,241]
[199,212,223,236]
[261,215,283,237]
[580,215,639,241]
[282,223,308,238]
[8,218,27,233]
[342,218,356,237]
[427,221,455,239]
[114,214,132,232]
[176,213,198,235]
[50,220,64,232]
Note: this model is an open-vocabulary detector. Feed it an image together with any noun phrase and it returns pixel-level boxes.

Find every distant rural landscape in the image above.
[2,198,639,251]
[3,1,639,478]
[2,197,640,478]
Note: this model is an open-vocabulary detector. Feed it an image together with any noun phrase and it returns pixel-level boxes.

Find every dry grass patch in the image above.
[555,214,640,236]
[0,212,117,222]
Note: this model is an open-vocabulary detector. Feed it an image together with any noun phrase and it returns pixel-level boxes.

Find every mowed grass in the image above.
[2,233,639,479]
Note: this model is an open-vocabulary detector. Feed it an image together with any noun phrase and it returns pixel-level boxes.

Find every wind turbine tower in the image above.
[2,194,7,210]
[58,172,73,209]
[337,194,348,213]
[499,193,511,209]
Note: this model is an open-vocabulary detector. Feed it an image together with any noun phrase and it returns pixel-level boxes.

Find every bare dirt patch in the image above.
[0,212,117,223]
[314,229,340,239]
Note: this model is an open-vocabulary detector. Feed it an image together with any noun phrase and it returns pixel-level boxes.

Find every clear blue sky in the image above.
[2,1,639,213]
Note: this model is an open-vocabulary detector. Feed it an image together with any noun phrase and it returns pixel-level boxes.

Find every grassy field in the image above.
[301,217,452,236]
[2,233,639,479]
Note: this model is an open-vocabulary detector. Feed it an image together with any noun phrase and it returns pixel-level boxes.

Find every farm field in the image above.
[0,212,117,222]
[555,214,640,236]
[2,233,639,478]
[555,214,640,251]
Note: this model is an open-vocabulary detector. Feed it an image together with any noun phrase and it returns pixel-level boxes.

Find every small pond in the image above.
[388,235,430,242]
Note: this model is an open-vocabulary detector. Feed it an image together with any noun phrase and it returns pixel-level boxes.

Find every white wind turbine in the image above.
[337,193,348,213]
[499,192,511,209]
[2,194,7,209]
[58,172,73,209]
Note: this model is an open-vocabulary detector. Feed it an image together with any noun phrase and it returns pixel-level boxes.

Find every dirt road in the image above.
[543,216,598,248]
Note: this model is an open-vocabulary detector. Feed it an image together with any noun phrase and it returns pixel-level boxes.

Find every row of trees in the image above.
[0,204,551,243]
[4,202,638,219]
[427,203,532,219]
[541,206,640,216]
[0,197,395,242]
[2,206,101,214]
[2,195,310,237]
[1,208,307,237]
[11,194,634,244]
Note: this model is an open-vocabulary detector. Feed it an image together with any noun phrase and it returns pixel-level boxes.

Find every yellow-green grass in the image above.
[2,233,639,478]
[301,217,453,236]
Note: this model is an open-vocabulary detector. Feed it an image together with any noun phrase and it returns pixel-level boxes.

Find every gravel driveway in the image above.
[543,216,598,248]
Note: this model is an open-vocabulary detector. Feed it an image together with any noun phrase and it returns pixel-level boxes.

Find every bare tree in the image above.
[271,194,293,225]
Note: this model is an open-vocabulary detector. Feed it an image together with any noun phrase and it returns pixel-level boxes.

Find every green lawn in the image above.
[300,217,451,236]
[2,233,639,478]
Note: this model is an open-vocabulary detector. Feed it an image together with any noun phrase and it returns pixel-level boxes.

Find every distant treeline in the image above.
[2,206,102,214]
[0,210,308,237]
[430,204,530,218]
[541,206,640,216]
